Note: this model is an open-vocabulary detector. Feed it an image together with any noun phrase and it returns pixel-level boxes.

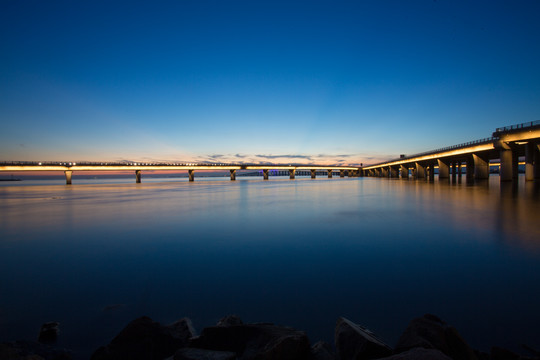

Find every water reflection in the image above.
[0,176,539,358]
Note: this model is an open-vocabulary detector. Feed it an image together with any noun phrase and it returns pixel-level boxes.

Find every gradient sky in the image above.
[1,0,539,165]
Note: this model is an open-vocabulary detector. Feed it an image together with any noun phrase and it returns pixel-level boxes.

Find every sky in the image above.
[1,0,540,166]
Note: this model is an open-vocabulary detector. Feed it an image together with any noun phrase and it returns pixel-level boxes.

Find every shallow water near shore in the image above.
[1,176,540,358]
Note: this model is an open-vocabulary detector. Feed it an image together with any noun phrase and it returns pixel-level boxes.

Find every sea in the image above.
[1,175,539,359]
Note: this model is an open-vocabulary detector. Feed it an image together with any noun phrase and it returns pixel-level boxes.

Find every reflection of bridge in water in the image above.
[363,120,540,183]
[2,121,539,185]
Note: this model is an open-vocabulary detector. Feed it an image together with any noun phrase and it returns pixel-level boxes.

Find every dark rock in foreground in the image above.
[395,314,478,360]
[190,320,311,360]
[90,316,195,360]
[172,347,236,360]
[312,341,336,360]
[38,322,60,344]
[335,317,393,360]
[0,340,71,360]
[378,347,452,360]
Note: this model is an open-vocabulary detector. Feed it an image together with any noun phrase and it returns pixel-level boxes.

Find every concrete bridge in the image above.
[0,162,360,184]
[362,120,540,182]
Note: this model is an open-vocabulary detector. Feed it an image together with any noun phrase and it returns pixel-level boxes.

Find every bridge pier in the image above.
[457,162,462,181]
[500,149,518,181]
[473,154,489,180]
[311,169,316,179]
[525,143,540,181]
[263,169,269,180]
[328,170,333,178]
[289,169,295,179]
[65,170,72,185]
[340,170,345,178]
[466,157,474,182]
[230,169,236,181]
[415,162,425,179]
[438,159,449,179]
[535,144,540,179]
[400,165,408,179]
[135,170,141,183]
[391,166,397,178]
[427,163,435,181]
[188,170,194,181]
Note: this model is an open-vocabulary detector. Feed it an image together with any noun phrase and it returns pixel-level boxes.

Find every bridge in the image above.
[362,120,540,182]
[2,121,539,185]
[0,162,361,184]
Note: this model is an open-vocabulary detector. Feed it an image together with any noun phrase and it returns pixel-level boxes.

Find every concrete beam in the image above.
[188,169,194,182]
[65,170,72,185]
[135,170,141,183]
[230,169,236,181]
[437,159,449,179]
[473,154,489,180]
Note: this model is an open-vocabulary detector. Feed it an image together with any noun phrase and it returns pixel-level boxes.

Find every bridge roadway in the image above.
[0,162,361,184]
[362,120,540,182]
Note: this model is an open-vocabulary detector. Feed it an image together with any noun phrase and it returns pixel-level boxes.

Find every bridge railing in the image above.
[495,120,540,133]
[367,137,496,167]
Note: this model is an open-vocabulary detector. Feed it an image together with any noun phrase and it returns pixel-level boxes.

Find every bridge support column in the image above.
[328,170,333,178]
[415,163,425,179]
[427,163,435,181]
[340,170,345,178]
[457,162,462,180]
[437,159,449,179]
[500,149,513,181]
[525,143,537,181]
[188,170,194,181]
[500,149,519,181]
[289,169,295,179]
[466,157,475,182]
[311,169,316,179]
[135,170,141,183]
[535,144,540,179]
[65,170,72,185]
[400,165,408,179]
[473,154,489,180]
[389,166,398,178]
[263,169,269,180]
[230,169,236,181]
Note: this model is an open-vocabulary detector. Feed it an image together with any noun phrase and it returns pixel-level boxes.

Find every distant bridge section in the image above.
[0,161,360,184]
[362,120,540,182]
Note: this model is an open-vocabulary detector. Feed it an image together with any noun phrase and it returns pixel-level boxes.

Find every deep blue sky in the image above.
[1,0,539,165]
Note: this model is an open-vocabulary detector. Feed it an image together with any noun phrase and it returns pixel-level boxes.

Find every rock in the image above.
[394,314,477,360]
[312,341,335,360]
[91,316,195,360]
[190,322,311,360]
[38,322,60,343]
[491,346,521,360]
[0,340,71,360]
[377,347,452,360]
[335,317,392,360]
[217,315,243,327]
[173,348,237,360]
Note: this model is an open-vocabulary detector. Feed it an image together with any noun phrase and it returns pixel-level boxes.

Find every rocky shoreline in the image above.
[2,314,539,360]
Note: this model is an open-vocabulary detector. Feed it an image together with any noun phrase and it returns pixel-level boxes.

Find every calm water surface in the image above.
[1,176,539,358]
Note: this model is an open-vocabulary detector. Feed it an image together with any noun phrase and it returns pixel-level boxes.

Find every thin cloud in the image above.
[255,154,313,160]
